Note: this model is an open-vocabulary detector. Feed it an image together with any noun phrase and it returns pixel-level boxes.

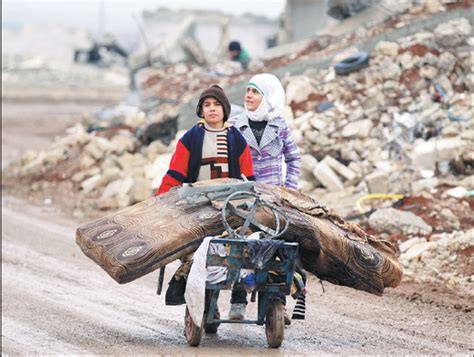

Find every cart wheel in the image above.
[265,300,284,348]
[204,318,219,333]
[204,312,220,333]
[184,306,202,346]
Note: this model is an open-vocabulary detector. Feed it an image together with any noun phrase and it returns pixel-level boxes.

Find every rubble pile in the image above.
[399,229,473,294]
[265,0,472,69]
[363,192,473,292]
[136,64,224,105]
[4,15,473,294]
[289,17,473,200]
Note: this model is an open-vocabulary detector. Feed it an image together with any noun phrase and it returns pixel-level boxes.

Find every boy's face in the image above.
[245,86,263,111]
[202,97,224,128]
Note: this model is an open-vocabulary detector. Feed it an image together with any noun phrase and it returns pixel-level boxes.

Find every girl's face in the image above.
[245,86,263,111]
[202,97,224,128]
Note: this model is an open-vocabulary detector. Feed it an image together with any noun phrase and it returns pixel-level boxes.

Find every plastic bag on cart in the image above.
[185,237,227,326]
[247,239,286,269]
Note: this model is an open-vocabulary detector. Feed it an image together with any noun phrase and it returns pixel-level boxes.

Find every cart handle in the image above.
[221,191,289,240]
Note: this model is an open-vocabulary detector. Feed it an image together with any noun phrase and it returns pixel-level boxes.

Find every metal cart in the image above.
[183,190,299,348]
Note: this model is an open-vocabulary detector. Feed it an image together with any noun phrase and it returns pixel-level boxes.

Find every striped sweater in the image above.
[228,113,301,189]
[155,121,255,195]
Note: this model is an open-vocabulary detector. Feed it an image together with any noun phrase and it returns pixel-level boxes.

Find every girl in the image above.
[228,73,300,190]
[228,73,302,322]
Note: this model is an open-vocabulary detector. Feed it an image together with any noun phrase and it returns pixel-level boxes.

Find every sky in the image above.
[2,0,286,36]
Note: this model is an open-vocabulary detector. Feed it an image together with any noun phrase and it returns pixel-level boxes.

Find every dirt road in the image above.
[2,101,473,354]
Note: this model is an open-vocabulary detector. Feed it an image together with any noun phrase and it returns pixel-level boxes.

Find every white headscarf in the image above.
[245,73,285,122]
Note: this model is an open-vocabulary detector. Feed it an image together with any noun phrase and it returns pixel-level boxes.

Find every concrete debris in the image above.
[313,160,345,192]
[411,137,465,170]
[285,76,317,105]
[443,186,468,199]
[374,41,400,57]
[322,155,357,183]
[400,229,473,293]
[369,207,433,236]
[341,119,373,138]
[434,18,472,47]
[365,171,389,194]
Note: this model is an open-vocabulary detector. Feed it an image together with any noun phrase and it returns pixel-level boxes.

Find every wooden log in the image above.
[76,179,402,295]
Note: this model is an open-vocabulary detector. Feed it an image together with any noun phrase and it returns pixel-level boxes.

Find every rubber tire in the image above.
[204,312,220,334]
[265,300,285,348]
[184,306,202,347]
[334,52,369,75]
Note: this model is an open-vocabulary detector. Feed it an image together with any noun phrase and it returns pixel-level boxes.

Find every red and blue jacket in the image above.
[155,122,255,195]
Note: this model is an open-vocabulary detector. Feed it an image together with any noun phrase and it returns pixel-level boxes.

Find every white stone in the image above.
[399,237,427,254]
[310,116,328,131]
[461,176,474,190]
[464,73,474,92]
[439,208,460,228]
[99,167,121,187]
[97,196,120,210]
[411,177,439,194]
[411,137,465,170]
[294,111,315,126]
[292,129,304,146]
[341,119,373,138]
[285,76,316,104]
[110,135,135,155]
[418,104,445,125]
[369,207,433,235]
[322,156,357,181]
[444,186,468,198]
[146,140,170,162]
[374,41,400,57]
[101,176,134,199]
[402,241,438,261]
[425,0,443,13]
[434,18,472,47]
[281,105,294,122]
[437,52,456,74]
[312,161,344,192]
[304,130,319,144]
[365,171,389,194]
[398,52,416,70]
[298,179,316,193]
[130,178,153,203]
[348,107,364,122]
[145,153,173,189]
[84,141,104,161]
[116,194,132,208]
[301,154,318,179]
[20,150,38,166]
[419,65,438,79]
[125,111,146,128]
[379,59,402,80]
[117,153,148,171]
[441,125,459,137]
[81,174,102,193]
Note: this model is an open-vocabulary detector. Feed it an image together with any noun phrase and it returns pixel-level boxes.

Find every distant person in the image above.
[228,41,251,70]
